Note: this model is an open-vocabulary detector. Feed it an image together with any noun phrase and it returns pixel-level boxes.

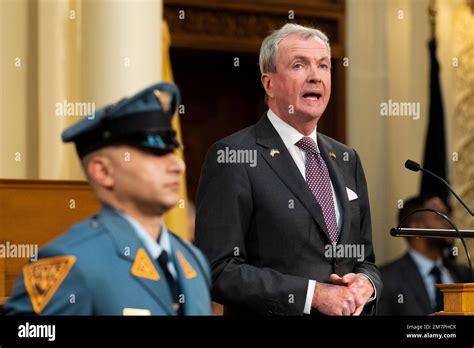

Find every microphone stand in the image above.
[405,159,474,216]
[391,208,473,282]
[398,160,474,313]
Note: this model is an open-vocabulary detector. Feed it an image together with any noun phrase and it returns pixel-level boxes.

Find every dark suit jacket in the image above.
[195,114,382,315]
[379,252,471,315]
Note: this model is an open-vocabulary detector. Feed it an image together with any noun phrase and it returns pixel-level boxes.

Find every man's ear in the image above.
[87,155,115,189]
[261,73,274,99]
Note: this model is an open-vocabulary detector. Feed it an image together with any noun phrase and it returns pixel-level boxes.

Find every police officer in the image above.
[6,83,212,315]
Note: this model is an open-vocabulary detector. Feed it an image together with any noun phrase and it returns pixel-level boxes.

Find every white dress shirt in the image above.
[267,109,375,314]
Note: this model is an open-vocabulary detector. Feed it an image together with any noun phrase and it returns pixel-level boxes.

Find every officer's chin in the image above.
[158,195,181,212]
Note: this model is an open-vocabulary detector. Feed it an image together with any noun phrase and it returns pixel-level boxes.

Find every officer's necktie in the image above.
[429,265,444,312]
[157,250,183,314]
[296,137,338,245]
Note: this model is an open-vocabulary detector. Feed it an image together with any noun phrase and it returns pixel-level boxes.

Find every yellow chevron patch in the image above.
[176,251,197,279]
[131,248,160,281]
[23,255,76,314]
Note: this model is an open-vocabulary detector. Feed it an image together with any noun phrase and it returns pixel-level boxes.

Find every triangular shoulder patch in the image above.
[23,255,76,314]
[131,248,160,281]
[176,251,197,279]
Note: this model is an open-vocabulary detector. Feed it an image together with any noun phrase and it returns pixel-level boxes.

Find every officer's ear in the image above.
[86,153,115,189]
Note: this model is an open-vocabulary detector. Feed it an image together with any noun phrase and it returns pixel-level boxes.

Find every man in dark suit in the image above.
[379,195,471,315]
[195,23,381,316]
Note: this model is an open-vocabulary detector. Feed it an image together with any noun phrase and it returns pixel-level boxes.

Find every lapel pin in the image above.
[329,151,336,159]
[270,149,280,157]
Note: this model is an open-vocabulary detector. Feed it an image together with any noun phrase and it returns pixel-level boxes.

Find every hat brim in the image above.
[121,131,182,156]
[77,130,182,158]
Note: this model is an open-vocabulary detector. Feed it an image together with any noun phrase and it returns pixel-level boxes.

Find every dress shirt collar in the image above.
[267,109,319,152]
[118,210,172,260]
[409,248,444,278]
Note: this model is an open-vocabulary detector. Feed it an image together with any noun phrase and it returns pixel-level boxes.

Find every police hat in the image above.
[62,82,182,158]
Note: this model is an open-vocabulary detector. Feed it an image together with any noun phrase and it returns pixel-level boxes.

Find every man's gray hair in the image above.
[259,23,331,74]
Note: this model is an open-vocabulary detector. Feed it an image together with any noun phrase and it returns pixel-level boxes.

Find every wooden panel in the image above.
[439,283,474,313]
[171,49,266,200]
[164,0,345,57]
[0,179,100,297]
[0,296,5,314]
[0,256,4,298]
[432,283,474,315]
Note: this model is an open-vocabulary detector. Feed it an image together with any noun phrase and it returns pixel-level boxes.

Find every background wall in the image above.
[1,0,473,263]
[0,0,163,180]
[346,0,474,265]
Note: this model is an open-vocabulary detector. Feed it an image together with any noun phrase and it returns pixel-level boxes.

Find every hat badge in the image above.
[153,89,172,114]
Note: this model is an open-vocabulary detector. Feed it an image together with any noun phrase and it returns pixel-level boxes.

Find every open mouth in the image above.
[302,92,322,100]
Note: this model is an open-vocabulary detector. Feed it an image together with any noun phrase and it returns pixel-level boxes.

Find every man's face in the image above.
[91,145,185,216]
[262,34,331,123]
[422,197,451,230]
[410,197,453,249]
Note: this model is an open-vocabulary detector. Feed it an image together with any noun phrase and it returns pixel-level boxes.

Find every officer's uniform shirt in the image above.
[5,82,212,316]
[120,212,178,279]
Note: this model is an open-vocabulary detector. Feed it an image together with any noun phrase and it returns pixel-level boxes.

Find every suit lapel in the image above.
[255,115,331,242]
[97,205,175,315]
[402,253,432,313]
[169,235,209,315]
[445,261,470,283]
[317,134,351,244]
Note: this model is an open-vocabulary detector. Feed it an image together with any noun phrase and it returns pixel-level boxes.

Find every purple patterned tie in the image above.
[296,137,339,244]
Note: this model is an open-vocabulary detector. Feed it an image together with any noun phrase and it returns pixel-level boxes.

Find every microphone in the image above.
[405,159,421,172]
[404,160,474,216]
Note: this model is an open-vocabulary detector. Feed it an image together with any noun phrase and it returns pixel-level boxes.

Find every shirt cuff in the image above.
[357,273,376,302]
[304,280,316,314]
